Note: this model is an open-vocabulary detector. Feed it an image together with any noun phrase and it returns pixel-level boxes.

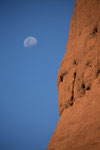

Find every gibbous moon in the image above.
[24,36,38,48]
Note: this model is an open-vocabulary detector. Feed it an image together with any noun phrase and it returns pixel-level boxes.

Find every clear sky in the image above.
[0,0,75,149]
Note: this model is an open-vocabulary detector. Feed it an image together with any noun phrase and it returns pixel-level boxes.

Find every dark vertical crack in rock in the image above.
[69,72,76,105]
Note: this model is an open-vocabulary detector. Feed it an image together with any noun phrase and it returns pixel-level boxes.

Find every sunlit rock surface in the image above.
[47,0,100,149]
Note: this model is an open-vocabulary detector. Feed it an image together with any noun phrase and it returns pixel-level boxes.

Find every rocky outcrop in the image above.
[47,0,100,149]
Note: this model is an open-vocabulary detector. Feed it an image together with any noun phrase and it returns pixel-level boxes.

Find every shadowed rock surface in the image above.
[47,0,100,149]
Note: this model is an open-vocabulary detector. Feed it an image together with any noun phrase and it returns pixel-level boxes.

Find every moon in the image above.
[24,36,38,48]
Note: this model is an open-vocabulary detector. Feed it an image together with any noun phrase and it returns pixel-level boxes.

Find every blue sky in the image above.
[0,0,75,149]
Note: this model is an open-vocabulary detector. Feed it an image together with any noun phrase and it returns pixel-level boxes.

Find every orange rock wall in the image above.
[47,0,100,149]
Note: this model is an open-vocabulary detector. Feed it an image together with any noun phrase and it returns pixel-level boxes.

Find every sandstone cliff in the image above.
[47,0,100,149]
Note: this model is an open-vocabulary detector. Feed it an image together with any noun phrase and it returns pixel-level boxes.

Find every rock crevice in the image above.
[70,72,76,105]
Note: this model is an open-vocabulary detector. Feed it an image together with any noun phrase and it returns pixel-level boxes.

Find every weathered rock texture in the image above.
[47,0,100,149]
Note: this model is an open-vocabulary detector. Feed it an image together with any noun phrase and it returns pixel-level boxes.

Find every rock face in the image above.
[47,0,100,149]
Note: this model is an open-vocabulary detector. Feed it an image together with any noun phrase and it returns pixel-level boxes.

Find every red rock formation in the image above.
[47,0,100,149]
